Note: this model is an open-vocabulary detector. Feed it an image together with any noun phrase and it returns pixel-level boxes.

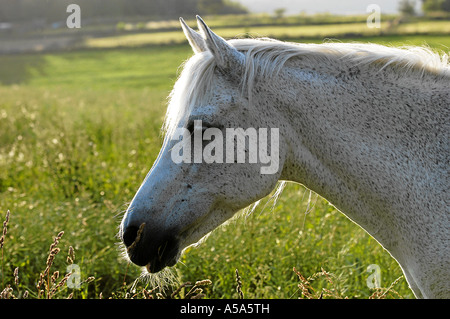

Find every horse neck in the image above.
[255,57,448,243]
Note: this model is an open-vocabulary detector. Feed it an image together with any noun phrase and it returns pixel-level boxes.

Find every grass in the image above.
[1,19,449,298]
[84,20,450,49]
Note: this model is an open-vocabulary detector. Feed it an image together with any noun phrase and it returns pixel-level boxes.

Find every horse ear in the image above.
[196,15,244,74]
[180,17,207,53]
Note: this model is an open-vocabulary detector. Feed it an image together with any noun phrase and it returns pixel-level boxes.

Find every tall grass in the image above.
[0,208,405,299]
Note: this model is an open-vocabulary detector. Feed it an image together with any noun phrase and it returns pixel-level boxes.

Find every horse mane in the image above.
[163,37,450,137]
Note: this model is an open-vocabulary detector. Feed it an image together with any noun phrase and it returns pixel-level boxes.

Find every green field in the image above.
[1,19,449,299]
[86,20,450,49]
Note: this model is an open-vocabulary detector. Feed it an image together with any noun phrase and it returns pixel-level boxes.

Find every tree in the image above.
[273,8,286,20]
[398,0,417,15]
[0,0,247,23]
[198,0,247,15]
[443,0,450,11]
[421,0,450,12]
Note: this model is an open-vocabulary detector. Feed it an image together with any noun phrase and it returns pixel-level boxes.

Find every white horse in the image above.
[120,16,449,298]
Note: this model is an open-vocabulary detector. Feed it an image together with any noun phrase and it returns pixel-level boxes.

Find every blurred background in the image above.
[0,0,449,54]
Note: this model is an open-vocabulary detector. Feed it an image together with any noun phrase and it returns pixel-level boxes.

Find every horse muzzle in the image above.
[121,223,180,273]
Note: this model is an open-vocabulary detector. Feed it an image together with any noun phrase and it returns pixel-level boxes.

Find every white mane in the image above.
[163,38,450,137]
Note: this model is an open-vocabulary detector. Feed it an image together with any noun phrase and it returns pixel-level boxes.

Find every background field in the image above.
[0,13,449,299]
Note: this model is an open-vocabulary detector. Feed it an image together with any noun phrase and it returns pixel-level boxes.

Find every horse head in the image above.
[120,17,284,273]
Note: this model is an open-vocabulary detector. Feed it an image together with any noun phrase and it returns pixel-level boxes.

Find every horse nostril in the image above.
[122,225,139,248]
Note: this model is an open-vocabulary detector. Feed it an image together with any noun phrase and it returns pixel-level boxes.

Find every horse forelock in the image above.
[163,51,216,138]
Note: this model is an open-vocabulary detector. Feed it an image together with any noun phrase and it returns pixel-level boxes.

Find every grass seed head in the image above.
[67,246,75,264]
[235,269,244,299]
[14,267,19,286]
[0,210,11,249]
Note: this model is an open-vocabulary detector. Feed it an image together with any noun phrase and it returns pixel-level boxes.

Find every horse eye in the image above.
[185,120,213,133]
[185,121,195,133]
